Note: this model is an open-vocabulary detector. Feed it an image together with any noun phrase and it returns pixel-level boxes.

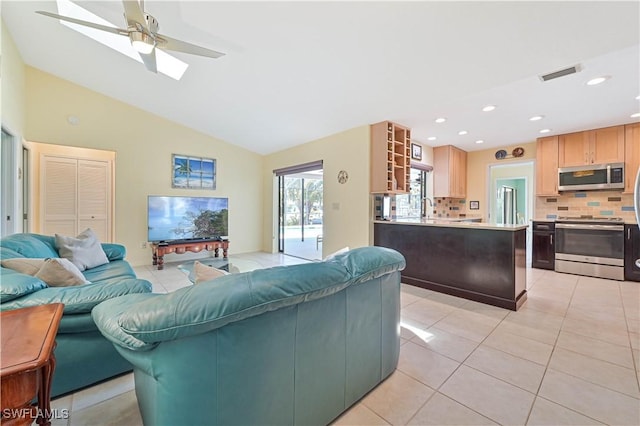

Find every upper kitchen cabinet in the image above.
[624,122,640,193]
[536,136,559,196]
[434,145,467,198]
[370,121,410,193]
[558,125,625,167]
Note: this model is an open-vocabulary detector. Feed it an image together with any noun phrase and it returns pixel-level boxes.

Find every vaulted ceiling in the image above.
[3,1,639,155]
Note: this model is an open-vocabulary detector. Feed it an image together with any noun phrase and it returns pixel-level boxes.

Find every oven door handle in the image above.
[555,223,625,231]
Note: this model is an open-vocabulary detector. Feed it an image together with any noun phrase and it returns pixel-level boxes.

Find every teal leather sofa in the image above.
[93,246,405,426]
[0,233,152,397]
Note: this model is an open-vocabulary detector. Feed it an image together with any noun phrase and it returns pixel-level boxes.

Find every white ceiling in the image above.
[3,1,640,155]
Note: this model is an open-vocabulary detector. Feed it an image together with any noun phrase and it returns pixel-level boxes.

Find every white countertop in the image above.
[373,218,529,231]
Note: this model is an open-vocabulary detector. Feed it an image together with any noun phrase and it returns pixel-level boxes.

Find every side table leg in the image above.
[223,247,228,259]
[36,354,55,426]
[157,255,164,270]
[214,247,220,258]
[152,250,158,266]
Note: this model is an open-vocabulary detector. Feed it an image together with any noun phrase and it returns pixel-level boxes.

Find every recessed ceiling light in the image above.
[67,115,80,126]
[636,95,640,100]
[435,117,447,123]
[475,140,484,144]
[458,130,468,135]
[427,136,437,141]
[631,112,640,118]
[529,115,544,121]
[586,76,610,86]
[482,105,496,112]
[539,129,552,134]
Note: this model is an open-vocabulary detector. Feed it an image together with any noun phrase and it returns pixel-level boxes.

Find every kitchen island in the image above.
[374,219,528,310]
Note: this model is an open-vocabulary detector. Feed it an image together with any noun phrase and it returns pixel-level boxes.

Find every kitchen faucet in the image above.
[423,197,433,217]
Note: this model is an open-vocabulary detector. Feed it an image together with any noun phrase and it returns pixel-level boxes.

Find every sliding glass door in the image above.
[276,162,323,260]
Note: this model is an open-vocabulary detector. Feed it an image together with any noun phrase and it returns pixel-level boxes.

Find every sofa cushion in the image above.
[0,268,47,303]
[0,278,152,314]
[82,259,137,282]
[0,233,59,259]
[35,258,90,287]
[55,228,109,271]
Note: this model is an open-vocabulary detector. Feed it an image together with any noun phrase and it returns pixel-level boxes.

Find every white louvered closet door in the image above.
[42,155,112,241]
[78,160,110,242]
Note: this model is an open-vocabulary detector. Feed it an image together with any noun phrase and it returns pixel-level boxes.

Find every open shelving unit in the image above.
[371,121,411,193]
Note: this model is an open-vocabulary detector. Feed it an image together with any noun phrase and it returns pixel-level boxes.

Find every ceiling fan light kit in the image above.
[36,0,225,75]
[130,31,154,54]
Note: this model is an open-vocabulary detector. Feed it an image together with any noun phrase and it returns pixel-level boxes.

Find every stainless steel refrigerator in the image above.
[500,186,517,225]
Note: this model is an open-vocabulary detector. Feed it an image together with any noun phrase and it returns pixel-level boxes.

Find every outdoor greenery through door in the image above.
[278,167,323,260]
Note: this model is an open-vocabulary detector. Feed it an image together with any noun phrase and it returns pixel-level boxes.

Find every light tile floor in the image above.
[51,254,640,425]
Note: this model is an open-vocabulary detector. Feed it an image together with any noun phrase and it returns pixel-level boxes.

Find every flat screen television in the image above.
[147,196,228,242]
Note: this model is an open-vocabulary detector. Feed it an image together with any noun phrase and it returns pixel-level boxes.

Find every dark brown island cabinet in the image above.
[624,224,640,282]
[532,221,555,270]
[374,221,528,311]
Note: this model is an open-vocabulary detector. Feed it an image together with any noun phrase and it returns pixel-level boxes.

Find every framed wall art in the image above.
[411,143,422,160]
[172,154,216,190]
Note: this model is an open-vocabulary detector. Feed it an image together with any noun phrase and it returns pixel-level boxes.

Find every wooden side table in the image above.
[1,303,64,426]
[151,240,230,270]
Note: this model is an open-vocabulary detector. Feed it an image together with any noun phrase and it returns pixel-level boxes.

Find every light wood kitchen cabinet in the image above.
[370,121,410,193]
[433,145,467,198]
[624,123,640,193]
[558,125,625,167]
[536,136,559,196]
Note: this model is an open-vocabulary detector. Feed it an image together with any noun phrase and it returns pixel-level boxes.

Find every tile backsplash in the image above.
[434,197,467,218]
[535,190,636,221]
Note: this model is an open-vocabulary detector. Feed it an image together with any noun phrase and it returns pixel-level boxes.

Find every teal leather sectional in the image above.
[93,246,406,426]
[0,233,152,397]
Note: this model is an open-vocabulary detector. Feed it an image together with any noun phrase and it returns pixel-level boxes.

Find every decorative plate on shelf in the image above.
[495,149,507,160]
[512,147,525,157]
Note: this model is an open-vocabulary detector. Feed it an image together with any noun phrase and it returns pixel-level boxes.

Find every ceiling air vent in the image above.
[539,64,582,82]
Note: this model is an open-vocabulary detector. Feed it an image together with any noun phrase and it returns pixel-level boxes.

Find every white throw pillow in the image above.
[35,258,90,287]
[323,246,350,261]
[193,260,229,284]
[1,258,47,275]
[55,228,109,271]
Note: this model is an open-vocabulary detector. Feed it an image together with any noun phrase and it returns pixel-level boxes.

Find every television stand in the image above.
[151,240,229,270]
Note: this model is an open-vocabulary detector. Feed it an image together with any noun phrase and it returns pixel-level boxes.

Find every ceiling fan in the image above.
[36,0,225,73]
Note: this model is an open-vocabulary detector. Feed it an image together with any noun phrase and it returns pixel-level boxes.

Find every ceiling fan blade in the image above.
[122,0,146,28]
[139,51,158,73]
[36,11,128,36]
[156,34,225,59]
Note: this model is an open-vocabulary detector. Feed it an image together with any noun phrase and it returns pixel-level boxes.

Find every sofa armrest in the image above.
[101,243,126,261]
[92,293,160,351]
[0,278,152,314]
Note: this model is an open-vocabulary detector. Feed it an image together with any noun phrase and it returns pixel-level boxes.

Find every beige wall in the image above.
[466,142,537,220]
[1,21,27,233]
[24,67,264,266]
[1,21,26,137]
[263,126,371,257]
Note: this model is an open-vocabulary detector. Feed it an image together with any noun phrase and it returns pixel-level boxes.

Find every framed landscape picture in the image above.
[172,154,216,189]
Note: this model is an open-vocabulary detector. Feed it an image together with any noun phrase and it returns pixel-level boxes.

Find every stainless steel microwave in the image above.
[558,163,624,191]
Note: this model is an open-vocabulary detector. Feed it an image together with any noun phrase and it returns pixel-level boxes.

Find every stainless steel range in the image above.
[555,216,625,280]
